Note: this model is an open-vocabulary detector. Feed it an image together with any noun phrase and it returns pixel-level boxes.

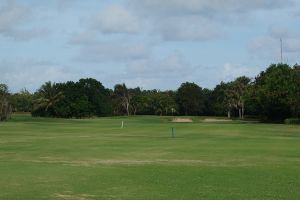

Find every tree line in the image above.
[0,84,12,121]
[1,63,299,122]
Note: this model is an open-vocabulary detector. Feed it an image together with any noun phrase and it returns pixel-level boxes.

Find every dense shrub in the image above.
[284,118,300,125]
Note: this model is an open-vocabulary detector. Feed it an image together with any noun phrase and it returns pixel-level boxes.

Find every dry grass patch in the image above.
[172,118,193,123]
[203,118,232,122]
[17,157,253,167]
[54,192,96,200]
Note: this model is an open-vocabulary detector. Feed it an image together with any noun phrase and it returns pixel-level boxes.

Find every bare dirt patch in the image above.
[172,118,193,123]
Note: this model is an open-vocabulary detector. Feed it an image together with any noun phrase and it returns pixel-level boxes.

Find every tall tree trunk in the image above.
[239,108,242,119]
[227,110,231,119]
[126,103,130,116]
[242,104,245,119]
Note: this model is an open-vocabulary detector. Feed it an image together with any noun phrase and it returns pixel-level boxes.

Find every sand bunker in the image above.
[203,118,232,122]
[172,118,193,123]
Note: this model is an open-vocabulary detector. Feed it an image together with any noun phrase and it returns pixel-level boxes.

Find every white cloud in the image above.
[91,4,140,34]
[284,39,300,52]
[74,40,150,62]
[249,36,279,56]
[126,52,192,77]
[55,0,76,11]
[125,0,294,41]
[269,26,300,39]
[121,52,197,89]
[69,31,98,45]
[221,63,259,82]
[127,0,293,16]
[156,15,223,41]
[0,0,49,41]
[1,0,299,92]
[0,60,78,92]
[249,26,300,62]
[7,28,49,41]
[0,1,29,32]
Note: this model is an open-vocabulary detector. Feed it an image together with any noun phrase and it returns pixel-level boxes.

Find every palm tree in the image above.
[33,82,64,113]
[224,84,236,119]
[224,77,250,119]
[233,77,250,119]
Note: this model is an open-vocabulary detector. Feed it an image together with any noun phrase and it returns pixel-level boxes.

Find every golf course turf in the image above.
[0,114,299,199]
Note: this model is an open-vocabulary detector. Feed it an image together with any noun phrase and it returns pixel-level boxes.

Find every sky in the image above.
[0,0,300,92]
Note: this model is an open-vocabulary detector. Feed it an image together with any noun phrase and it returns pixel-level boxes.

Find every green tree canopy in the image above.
[253,64,293,121]
[176,82,205,116]
[32,79,111,118]
[0,84,12,121]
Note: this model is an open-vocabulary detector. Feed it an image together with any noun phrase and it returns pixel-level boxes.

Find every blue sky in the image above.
[1,0,300,92]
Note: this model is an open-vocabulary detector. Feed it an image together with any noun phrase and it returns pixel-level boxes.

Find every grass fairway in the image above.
[0,115,300,200]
